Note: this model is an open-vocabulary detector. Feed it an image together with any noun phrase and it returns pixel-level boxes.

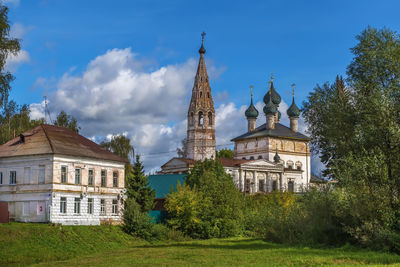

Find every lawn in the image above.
[1,223,400,266]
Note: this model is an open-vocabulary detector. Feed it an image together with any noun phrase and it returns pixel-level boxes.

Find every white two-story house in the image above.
[0,124,126,225]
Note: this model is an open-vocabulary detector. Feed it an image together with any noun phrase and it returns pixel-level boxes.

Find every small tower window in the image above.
[207,92,210,98]
[198,111,204,126]
[208,112,213,126]
[200,91,203,98]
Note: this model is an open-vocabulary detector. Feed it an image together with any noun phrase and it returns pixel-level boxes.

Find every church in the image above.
[159,34,311,193]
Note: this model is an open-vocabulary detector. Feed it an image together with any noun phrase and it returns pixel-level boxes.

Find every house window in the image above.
[9,171,16,185]
[101,170,106,187]
[88,169,94,186]
[272,180,277,191]
[24,167,30,184]
[112,199,118,215]
[259,180,265,192]
[0,172,2,185]
[113,171,118,188]
[75,169,81,185]
[100,199,106,215]
[38,165,45,184]
[208,112,212,126]
[61,166,67,183]
[60,197,67,214]
[87,198,94,214]
[23,202,29,216]
[288,181,294,193]
[74,198,81,214]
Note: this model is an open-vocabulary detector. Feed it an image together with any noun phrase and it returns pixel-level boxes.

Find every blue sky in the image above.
[5,0,400,173]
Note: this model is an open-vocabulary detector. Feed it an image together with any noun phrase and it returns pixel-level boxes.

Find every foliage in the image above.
[125,155,155,212]
[302,27,400,251]
[176,137,187,158]
[122,198,153,239]
[53,110,80,133]
[0,101,45,144]
[100,134,134,163]
[166,159,244,239]
[216,148,234,159]
[165,181,208,238]
[0,4,20,111]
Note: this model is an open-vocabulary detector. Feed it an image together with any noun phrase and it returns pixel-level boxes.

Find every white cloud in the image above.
[5,23,31,71]
[5,50,29,71]
[29,100,45,120]
[30,47,322,174]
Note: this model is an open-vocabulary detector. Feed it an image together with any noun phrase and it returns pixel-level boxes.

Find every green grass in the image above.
[1,223,400,266]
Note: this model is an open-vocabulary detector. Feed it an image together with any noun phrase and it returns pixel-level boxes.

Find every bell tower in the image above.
[186,32,216,161]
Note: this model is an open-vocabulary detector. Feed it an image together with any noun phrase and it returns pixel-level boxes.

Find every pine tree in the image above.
[126,155,155,212]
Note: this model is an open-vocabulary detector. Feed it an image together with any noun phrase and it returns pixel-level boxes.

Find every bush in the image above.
[123,199,153,239]
[166,159,244,239]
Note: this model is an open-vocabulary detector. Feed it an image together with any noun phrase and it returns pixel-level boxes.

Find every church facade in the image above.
[160,35,311,193]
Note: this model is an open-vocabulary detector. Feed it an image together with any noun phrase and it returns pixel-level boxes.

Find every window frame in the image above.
[61,166,67,184]
[88,169,94,186]
[113,171,118,188]
[101,170,106,187]
[74,197,81,214]
[60,197,67,214]
[87,198,94,214]
[9,171,16,185]
[112,199,118,215]
[0,172,3,185]
[100,199,106,215]
[75,168,81,185]
[38,165,45,184]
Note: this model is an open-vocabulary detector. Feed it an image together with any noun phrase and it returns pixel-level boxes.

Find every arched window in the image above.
[287,160,294,169]
[200,91,203,98]
[198,111,204,126]
[288,181,294,193]
[242,157,246,160]
[208,112,213,126]
[190,112,194,126]
[250,156,254,160]
[258,155,263,159]
[295,161,302,170]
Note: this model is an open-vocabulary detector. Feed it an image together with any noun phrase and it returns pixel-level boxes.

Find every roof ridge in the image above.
[41,124,55,153]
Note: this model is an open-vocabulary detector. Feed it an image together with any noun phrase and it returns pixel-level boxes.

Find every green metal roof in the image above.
[148,174,186,198]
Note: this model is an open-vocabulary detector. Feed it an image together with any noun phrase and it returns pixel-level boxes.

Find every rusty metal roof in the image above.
[0,124,127,163]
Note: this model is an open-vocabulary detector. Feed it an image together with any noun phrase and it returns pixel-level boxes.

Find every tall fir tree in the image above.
[126,155,155,212]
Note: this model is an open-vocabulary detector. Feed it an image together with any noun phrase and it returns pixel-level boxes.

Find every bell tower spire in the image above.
[186,32,216,161]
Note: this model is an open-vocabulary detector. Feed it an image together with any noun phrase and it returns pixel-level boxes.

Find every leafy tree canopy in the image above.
[216,148,234,159]
[53,110,80,133]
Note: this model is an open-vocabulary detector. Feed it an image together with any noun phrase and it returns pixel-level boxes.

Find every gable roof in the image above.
[148,174,186,198]
[231,122,310,142]
[0,124,127,163]
[219,157,251,167]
